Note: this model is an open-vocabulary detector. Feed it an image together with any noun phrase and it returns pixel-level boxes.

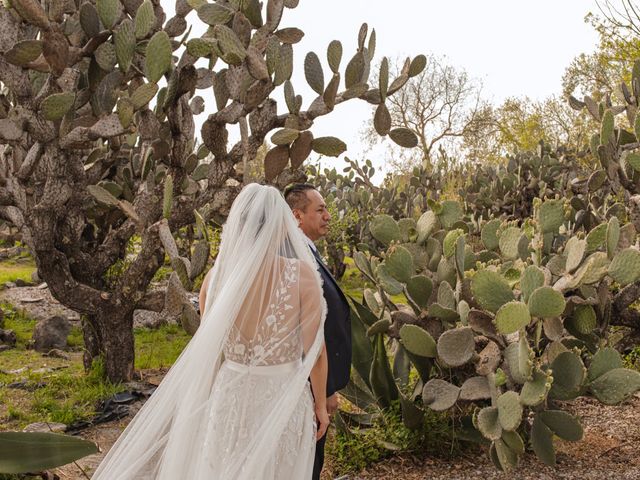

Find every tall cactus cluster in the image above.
[346,192,640,470]
[0,0,422,382]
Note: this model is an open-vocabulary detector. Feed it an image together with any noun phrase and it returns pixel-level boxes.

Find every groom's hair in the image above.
[284,183,316,212]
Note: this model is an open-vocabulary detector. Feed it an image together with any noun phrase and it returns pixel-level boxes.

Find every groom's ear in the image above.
[292,208,303,225]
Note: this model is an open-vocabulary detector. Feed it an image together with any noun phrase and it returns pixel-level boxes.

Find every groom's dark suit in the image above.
[310,246,351,480]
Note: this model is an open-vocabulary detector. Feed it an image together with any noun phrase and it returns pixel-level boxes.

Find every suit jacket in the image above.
[310,247,351,396]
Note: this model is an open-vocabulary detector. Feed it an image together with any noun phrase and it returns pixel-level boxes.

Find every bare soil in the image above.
[49,395,640,480]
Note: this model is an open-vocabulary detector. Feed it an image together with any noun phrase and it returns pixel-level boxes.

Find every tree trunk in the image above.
[84,309,136,383]
[81,315,101,372]
[327,243,347,280]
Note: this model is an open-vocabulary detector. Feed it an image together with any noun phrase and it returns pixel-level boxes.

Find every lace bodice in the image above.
[223,258,317,366]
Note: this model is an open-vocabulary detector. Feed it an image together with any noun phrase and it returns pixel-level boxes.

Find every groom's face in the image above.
[295,190,331,241]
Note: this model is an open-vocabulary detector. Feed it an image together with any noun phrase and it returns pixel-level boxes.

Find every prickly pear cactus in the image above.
[0,0,422,382]
[346,193,640,472]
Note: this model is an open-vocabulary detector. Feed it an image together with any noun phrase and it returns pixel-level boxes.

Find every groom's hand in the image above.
[327,393,338,416]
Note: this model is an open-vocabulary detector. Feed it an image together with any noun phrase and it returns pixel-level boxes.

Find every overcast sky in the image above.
[169,1,602,175]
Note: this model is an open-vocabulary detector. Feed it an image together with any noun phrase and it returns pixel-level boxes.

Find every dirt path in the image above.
[51,395,640,480]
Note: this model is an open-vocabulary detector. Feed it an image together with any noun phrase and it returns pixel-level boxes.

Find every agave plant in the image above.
[0,431,98,474]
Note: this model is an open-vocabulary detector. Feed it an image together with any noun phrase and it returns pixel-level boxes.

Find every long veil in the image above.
[92,183,327,479]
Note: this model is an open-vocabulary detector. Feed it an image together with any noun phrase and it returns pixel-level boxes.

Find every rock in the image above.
[133,309,170,329]
[4,281,16,289]
[0,328,16,346]
[0,344,12,352]
[22,422,67,433]
[15,278,30,287]
[31,270,40,284]
[32,315,71,352]
[0,306,4,328]
[21,296,43,303]
[43,348,70,359]
[6,366,26,374]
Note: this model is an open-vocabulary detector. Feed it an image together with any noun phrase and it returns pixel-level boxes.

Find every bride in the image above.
[92,184,329,479]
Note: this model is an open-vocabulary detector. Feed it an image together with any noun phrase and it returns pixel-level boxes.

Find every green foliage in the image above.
[0,257,36,285]
[134,323,190,369]
[326,402,456,475]
[0,303,190,430]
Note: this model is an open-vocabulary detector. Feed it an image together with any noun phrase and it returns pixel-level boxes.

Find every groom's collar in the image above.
[304,235,318,253]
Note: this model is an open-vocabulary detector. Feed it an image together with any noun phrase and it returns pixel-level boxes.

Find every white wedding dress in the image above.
[92,184,327,480]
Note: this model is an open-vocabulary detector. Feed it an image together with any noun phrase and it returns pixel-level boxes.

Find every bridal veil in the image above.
[92,183,327,479]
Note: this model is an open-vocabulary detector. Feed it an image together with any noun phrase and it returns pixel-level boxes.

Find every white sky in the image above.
[167,0,601,175]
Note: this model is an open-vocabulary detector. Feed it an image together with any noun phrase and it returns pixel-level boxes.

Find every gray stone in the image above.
[4,282,16,289]
[134,309,170,329]
[43,348,70,359]
[31,270,40,284]
[0,344,12,352]
[0,328,16,346]
[15,278,29,287]
[32,315,71,352]
[22,422,67,433]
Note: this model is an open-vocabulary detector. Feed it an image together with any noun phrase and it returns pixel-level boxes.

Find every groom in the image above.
[285,183,351,480]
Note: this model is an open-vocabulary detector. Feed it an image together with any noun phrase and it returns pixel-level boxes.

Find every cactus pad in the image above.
[608,248,640,286]
[539,410,583,442]
[385,245,414,283]
[399,324,436,358]
[422,379,459,411]
[471,269,515,313]
[537,199,564,234]
[497,391,522,431]
[459,376,490,401]
[370,214,400,246]
[436,327,475,367]
[589,368,640,405]
[405,275,433,309]
[494,301,531,335]
[477,406,502,441]
[587,347,623,382]
[549,351,585,400]
[527,286,565,318]
[520,367,552,406]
